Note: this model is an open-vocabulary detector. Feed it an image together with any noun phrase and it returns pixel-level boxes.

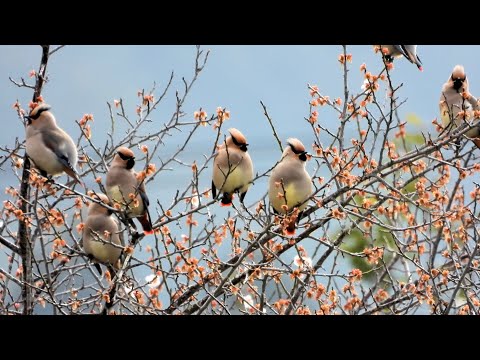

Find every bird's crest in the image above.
[29,103,52,120]
[229,128,247,145]
[287,138,306,154]
[117,147,135,159]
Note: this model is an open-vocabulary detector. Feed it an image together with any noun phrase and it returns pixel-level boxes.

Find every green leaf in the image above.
[402,179,418,195]
[404,133,425,146]
[374,226,397,252]
[341,229,375,279]
[341,229,367,253]
[406,113,423,126]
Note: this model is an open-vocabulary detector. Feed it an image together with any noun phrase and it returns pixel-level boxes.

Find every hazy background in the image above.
[1,45,479,313]
[3,45,477,204]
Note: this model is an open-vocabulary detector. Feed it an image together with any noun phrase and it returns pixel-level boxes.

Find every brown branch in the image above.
[18,45,50,315]
[260,101,283,154]
[0,235,20,254]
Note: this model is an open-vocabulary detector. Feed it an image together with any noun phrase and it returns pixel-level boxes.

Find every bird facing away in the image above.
[212,128,254,206]
[25,103,82,184]
[375,45,423,71]
[83,193,124,273]
[439,65,480,148]
[269,138,312,235]
[106,147,154,235]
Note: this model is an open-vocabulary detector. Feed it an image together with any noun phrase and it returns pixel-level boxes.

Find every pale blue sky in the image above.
[1,45,479,202]
[1,45,479,312]
[2,45,477,147]
[3,44,480,243]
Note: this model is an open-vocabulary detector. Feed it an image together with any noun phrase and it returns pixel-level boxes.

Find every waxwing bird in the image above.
[375,45,423,71]
[439,65,480,148]
[269,138,312,235]
[83,193,124,274]
[212,128,254,206]
[106,147,154,235]
[25,104,82,184]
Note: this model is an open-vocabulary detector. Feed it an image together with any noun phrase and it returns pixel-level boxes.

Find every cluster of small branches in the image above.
[1,45,479,315]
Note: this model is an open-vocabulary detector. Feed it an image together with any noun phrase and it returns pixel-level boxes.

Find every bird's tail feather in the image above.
[64,167,85,188]
[139,211,154,235]
[283,220,296,236]
[220,193,233,207]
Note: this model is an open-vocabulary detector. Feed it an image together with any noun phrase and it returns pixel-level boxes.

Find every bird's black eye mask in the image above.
[451,75,466,91]
[24,106,51,124]
[231,134,248,152]
[117,152,135,169]
[288,143,308,162]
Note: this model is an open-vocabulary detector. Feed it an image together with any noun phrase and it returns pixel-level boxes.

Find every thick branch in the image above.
[18,44,50,315]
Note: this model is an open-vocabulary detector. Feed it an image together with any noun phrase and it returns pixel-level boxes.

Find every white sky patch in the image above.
[243,294,255,313]
[191,192,199,209]
[242,294,266,314]
[145,274,161,288]
[361,79,370,91]
[294,255,313,269]
[122,284,137,299]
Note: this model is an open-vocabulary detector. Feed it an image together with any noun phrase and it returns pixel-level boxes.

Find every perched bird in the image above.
[269,138,312,235]
[212,128,254,206]
[83,193,124,274]
[375,45,423,71]
[106,147,154,235]
[25,103,82,184]
[439,65,480,148]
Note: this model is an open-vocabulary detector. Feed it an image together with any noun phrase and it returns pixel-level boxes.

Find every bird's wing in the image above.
[113,217,125,247]
[399,45,420,65]
[136,178,154,232]
[137,179,150,207]
[391,45,408,58]
[41,130,81,183]
[467,94,480,111]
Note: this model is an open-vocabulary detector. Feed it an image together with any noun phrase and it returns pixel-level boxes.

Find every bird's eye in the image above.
[299,153,307,162]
